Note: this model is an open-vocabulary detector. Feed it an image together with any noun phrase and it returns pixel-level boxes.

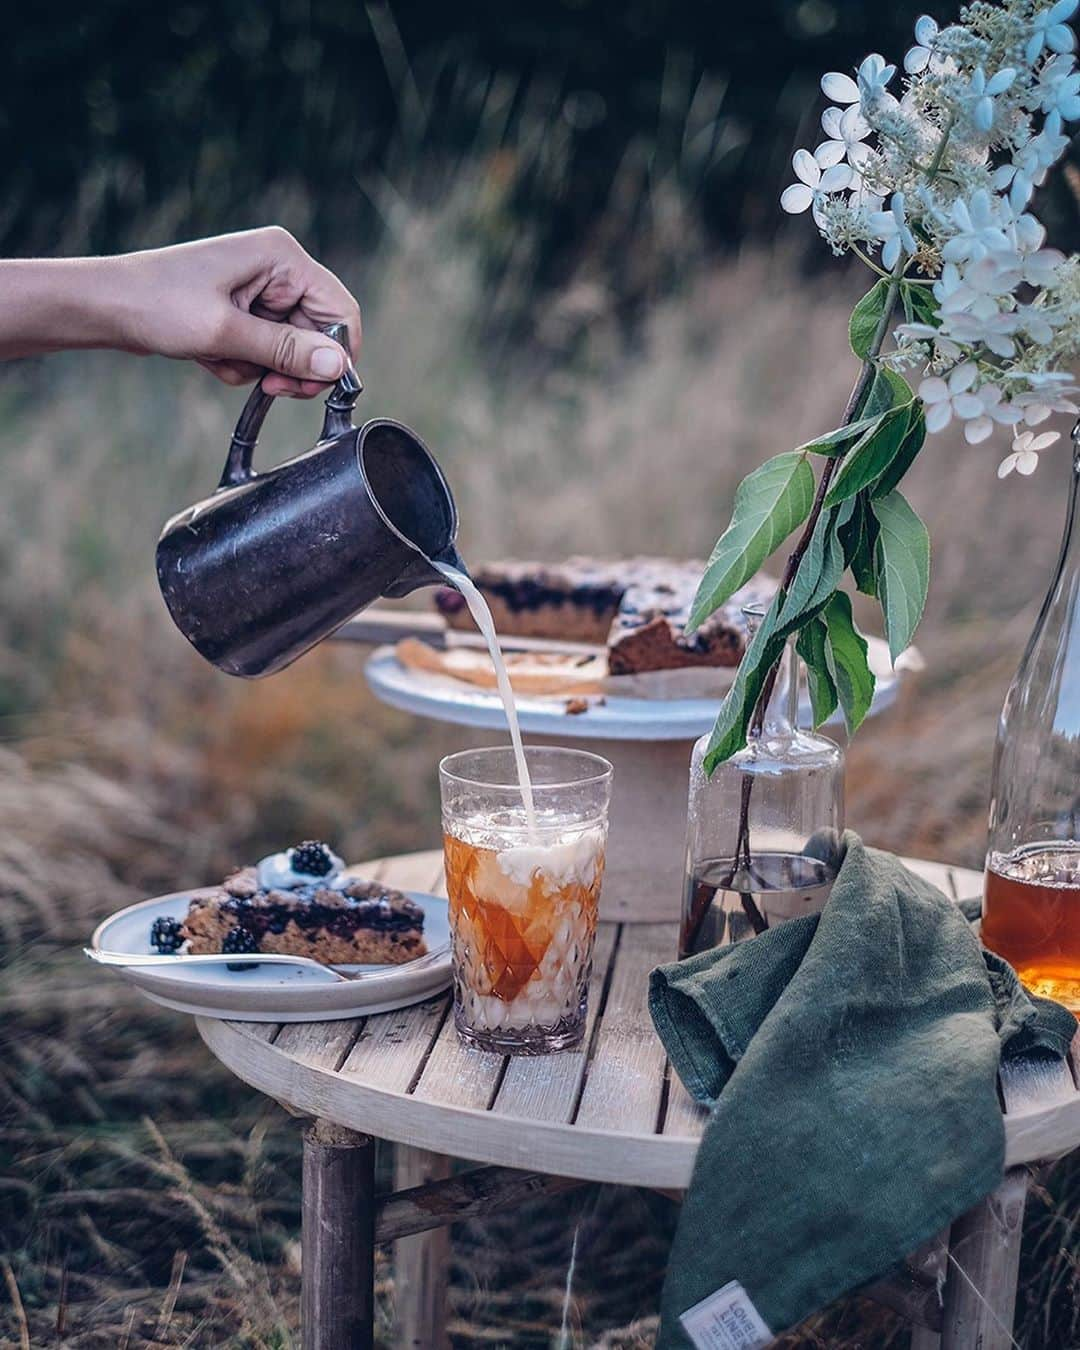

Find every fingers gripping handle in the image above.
[218,321,363,489]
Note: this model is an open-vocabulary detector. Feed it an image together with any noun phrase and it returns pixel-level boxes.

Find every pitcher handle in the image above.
[217,321,363,489]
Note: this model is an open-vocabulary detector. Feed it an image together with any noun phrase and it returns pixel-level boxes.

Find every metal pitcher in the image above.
[156,324,462,677]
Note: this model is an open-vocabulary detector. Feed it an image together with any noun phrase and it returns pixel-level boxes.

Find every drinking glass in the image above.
[440,746,612,1054]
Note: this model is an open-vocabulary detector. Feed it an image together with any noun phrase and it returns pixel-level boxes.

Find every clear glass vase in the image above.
[680,609,845,957]
[981,424,1080,1011]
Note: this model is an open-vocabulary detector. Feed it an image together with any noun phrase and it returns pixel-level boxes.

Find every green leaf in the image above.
[850,279,890,360]
[823,404,912,507]
[840,496,881,598]
[901,282,940,328]
[796,618,838,728]
[872,403,926,499]
[689,452,816,632]
[702,599,786,771]
[822,591,875,735]
[864,365,913,420]
[872,490,930,662]
[796,410,891,458]
[775,498,852,635]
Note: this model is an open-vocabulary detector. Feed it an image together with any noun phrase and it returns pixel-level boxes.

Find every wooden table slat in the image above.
[338,995,451,1096]
[574,923,676,1134]
[494,924,620,1123]
[227,1021,280,1043]
[274,1019,364,1070]
[411,1011,505,1110]
[661,1067,707,1140]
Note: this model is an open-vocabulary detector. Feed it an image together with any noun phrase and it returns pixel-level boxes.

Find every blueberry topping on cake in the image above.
[150,915,184,954]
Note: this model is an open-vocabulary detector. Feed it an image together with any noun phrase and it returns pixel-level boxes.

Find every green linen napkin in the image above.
[649,832,1076,1349]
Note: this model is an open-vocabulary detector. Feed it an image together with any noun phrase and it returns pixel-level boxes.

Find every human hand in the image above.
[111,227,361,397]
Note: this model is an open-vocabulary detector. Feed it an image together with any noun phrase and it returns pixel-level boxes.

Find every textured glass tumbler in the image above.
[440,746,612,1054]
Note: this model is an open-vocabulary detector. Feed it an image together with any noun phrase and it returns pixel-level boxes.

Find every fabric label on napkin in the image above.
[679,1280,773,1350]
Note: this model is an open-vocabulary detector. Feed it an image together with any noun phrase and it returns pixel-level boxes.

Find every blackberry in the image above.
[222,925,260,970]
[150,916,184,954]
[290,840,335,877]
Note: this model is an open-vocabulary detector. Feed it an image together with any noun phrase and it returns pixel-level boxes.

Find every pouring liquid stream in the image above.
[431,559,537,835]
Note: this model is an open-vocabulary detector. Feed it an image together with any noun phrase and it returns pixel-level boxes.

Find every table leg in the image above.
[394,1146,452,1349]
[940,1168,1028,1350]
[302,1119,376,1350]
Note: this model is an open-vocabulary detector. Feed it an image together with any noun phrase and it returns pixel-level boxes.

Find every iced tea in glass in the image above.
[439,746,612,1054]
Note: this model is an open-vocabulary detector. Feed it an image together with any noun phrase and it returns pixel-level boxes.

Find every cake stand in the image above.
[361,643,901,923]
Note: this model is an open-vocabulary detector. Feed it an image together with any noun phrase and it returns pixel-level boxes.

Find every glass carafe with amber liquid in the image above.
[982,423,1080,1011]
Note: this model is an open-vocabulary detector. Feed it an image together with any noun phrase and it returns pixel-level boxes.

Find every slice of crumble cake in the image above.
[153,841,428,967]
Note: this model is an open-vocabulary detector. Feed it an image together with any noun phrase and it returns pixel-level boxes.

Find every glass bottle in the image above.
[981,421,1080,1012]
[680,607,845,957]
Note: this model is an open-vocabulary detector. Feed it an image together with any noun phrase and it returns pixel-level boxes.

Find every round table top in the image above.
[198,850,1080,1189]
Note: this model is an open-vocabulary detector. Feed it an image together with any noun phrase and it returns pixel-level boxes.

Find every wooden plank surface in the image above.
[411,1011,505,1110]
[338,996,450,1095]
[275,1019,363,1071]
[575,923,675,1133]
[661,1068,707,1140]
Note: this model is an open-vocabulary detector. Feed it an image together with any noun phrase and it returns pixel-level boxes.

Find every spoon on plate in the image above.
[84,947,446,981]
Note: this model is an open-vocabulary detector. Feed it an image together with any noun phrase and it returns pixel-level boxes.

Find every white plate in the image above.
[88,888,451,1022]
[364,642,901,742]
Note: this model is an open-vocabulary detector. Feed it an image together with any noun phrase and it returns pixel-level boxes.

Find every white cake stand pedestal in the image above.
[363,647,900,924]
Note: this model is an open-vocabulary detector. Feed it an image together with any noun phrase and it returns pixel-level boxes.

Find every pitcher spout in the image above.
[382,543,465,599]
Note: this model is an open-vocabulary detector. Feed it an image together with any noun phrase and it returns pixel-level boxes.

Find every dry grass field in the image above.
[1,170,1078,1345]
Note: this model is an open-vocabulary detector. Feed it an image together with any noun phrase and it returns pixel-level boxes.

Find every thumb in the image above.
[215,309,346,382]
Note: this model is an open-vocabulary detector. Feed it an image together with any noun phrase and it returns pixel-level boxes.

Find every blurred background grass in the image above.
[2,1,1080,1345]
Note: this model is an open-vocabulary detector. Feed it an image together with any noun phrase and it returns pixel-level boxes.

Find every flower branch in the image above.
[692,0,1080,780]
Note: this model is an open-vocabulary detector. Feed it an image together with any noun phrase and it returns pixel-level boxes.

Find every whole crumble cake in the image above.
[434,557,775,675]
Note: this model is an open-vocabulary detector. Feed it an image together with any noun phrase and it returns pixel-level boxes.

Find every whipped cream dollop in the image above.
[256,846,347,892]
[495,825,604,891]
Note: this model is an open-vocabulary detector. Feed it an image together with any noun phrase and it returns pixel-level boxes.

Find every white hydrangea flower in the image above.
[919,363,984,431]
[1034,52,1080,119]
[939,307,1022,358]
[1025,0,1079,65]
[817,105,873,170]
[868,192,917,268]
[941,190,1011,263]
[997,429,1060,477]
[857,53,899,111]
[821,54,895,109]
[962,385,1025,443]
[780,147,853,214]
[965,65,1017,132]
[1012,385,1080,424]
[993,114,1068,211]
[904,15,939,74]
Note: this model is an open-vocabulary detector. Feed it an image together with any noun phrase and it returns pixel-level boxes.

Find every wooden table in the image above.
[197,850,1080,1350]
